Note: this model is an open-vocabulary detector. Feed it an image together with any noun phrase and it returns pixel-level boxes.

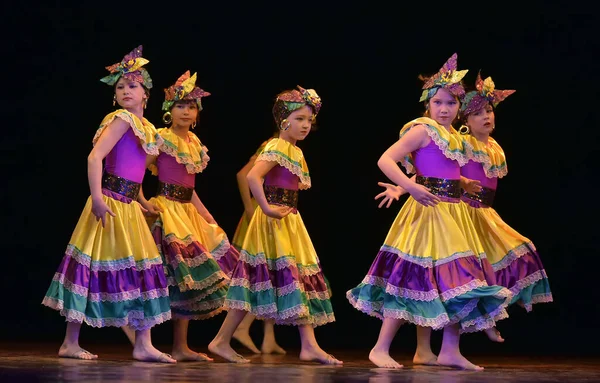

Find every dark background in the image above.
[2,2,597,357]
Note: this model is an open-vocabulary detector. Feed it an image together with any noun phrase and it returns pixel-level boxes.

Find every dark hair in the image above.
[272,90,319,132]
[421,90,463,127]
[171,99,201,124]
[113,81,151,103]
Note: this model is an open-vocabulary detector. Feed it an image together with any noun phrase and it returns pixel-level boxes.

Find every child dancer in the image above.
[458,73,552,325]
[140,70,238,361]
[208,86,342,365]
[42,46,175,363]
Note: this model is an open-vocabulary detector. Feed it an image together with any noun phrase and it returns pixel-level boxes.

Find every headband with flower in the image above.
[100,45,153,89]
[460,72,516,116]
[162,70,211,111]
[419,53,468,102]
[272,85,322,126]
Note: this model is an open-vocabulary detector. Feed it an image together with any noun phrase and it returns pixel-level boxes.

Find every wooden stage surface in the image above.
[1,342,598,382]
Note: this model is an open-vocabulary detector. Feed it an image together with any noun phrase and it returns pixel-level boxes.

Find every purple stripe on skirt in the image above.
[496,250,544,290]
[433,256,487,294]
[217,247,241,277]
[56,254,167,293]
[231,258,330,292]
[367,250,437,293]
[366,250,492,296]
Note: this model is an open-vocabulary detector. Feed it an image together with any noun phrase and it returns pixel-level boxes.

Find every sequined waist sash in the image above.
[102,172,141,200]
[462,186,496,208]
[415,175,461,202]
[157,181,194,202]
[264,185,298,209]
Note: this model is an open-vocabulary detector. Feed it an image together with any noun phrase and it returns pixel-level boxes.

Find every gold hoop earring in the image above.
[143,98,148,109]
[162,112,172,125]
[191,122,197,130]
[458,125,470,135]
[279,119,291,131]
[112,94,116,106]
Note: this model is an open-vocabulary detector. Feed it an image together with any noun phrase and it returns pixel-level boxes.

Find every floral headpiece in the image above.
[100,45,152,89]
[419,53,468,102]
[162,70,211,111]
[272,85,322,125]
[460,72,516,116]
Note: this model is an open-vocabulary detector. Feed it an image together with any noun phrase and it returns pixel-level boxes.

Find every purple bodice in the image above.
[104,129,147,183]
[156,153,195,188]
[264,165,299,190]
[413,140,461,180]
[461,160,498,190]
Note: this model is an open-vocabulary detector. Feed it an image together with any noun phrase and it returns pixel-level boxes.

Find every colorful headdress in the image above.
[162,70,211,111]
[100,45,153,89]
[272,85,322,125]
[419,53,468,102]
[460,72,516,116]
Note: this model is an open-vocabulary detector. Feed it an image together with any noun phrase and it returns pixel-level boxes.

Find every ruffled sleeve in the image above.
[256,138,311,189]
[462,135,508,178]
[398,117,468,174]
[148,128,210,175]
[92,109,162,156]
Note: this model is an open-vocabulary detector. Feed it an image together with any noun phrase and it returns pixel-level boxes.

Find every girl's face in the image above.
[115,77,147,109]
[466,104,495,137]
[171,100,199,128]
[428,88,460,128]
[280,105,314,143]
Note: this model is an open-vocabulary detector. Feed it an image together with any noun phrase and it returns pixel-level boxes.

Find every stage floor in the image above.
[1,342,598,382]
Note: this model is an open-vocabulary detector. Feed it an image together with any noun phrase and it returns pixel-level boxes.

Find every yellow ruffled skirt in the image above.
[42,193,171,330]
[148,196,238,319]
[347,197,513,333]
[461,202,552,311]
[225,208,335,327]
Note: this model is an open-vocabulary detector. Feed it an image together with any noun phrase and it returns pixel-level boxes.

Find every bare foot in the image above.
[208,340,250,363]
[133,346,176,364]
[58,344,98,360]
[485,327,505,343]
[413,350,438,366]
[437,352,483,371]
[368,348,402,368]
[232,328,261,354]
[300,347,343,365]
[171,347,213,362]
[261,340,286,355]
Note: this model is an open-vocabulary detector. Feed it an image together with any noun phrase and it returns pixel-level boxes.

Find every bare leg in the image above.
[413,326,438,365]
[58,322,98,360]
[484,327,505,343]
[121,326,135,346]
[261,320,286,354]
[208,309,250,363]
[171,319,213,362]
[437,324,483,371]
[132,329,176,363]
[368,318,404,368]
[298,325,342,365]
[232,312,261,354]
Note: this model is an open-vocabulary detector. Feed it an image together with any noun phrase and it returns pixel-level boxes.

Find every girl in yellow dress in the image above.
[208,86,342,365]
[143,71,239,361]
[458,73,552,320]
[42,46,175,363]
